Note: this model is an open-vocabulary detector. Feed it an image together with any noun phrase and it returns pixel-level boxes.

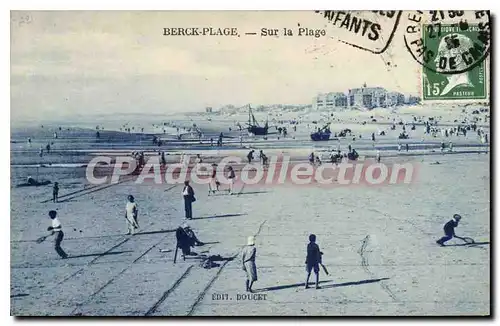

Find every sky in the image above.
[11,11,425,122]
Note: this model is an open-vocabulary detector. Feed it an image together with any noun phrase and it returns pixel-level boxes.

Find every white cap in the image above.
[247,236,255,246]
[182,222,190,229]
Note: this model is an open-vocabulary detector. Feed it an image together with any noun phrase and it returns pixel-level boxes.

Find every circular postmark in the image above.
[403,10,490,75]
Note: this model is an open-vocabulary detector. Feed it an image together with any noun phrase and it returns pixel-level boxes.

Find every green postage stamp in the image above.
[422,24,487,100]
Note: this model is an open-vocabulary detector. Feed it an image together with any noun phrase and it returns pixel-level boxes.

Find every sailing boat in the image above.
[246,105,269,136]
[310,122,332,141]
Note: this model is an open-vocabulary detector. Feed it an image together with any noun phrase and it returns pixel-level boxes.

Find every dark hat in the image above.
[309,234,316,242]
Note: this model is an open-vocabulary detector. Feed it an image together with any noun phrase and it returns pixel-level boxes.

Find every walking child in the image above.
[228,166,236,195]
[52,182,59,203]
[46,210,68,259]
[125,195,139,235]
[305,234,322,289]
[242,236,258,292]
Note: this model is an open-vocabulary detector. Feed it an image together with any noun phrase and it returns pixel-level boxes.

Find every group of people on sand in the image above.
[239,233,326,292]
[247,150,268,166]
[309,147,360,166]
[36,121,475,294]
[207,165,237,195]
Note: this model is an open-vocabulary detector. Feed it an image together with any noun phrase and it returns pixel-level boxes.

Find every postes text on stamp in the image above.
[403,11,490,100]
[422,24,488,100]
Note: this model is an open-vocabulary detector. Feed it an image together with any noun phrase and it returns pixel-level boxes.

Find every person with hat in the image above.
[175,222,204,257]
[436,214,462,246]
[242,236,258,293]
[124,195,139,235]
[182,180,195,219]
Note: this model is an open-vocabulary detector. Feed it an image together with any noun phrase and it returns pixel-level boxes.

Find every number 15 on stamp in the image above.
[422,24,488,100]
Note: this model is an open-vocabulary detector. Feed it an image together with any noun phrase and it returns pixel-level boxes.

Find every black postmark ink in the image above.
[403,10,490,75]
[313,10,402,54]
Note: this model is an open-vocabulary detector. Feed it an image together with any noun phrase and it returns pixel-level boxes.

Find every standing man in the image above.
[305,234,322,289]
[208,164,219,195]
[228,166,236,194]
[376,150,381,163]
[46,210,68,259]
[308,152,315,165]
[436,214,462,246]
[247,150,254,164]
[125,195,139,235]
[52,182,59,203]
[182,180,195,220]
[242,236,258,293]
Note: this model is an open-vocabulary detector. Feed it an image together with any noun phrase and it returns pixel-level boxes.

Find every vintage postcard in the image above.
[10,10,490,316]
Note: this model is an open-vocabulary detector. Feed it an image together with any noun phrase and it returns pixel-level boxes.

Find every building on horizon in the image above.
[205,107,213,113]
[348,86,388,109]
[313,84,409,110]
[386,92,405,106]
[405,95,421,105]
[313,92,348,110]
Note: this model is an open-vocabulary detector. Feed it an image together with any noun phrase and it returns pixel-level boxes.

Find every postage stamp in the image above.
[402,10,490,100]
[422,24,488,100]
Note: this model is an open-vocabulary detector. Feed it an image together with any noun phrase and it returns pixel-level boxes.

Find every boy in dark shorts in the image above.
[52,182,59,203]
[305,234,322,289]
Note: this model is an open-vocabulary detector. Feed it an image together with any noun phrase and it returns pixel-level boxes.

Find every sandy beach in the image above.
[10,105,490,316]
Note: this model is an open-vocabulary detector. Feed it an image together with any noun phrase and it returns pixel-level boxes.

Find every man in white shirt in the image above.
[125,195,139,235]
[46,210,68,259]
[182,181,195,219]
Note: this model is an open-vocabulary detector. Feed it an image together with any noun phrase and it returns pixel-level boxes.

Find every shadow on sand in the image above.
[10,293,29,298]
[237,191,270,196]
[67,250,133,259]
[192,213,247,220]
[320,277,390,289]
[134,229,175,236]
[445,242,490,247]
[255,277,390,292]
[255,280,332,292]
